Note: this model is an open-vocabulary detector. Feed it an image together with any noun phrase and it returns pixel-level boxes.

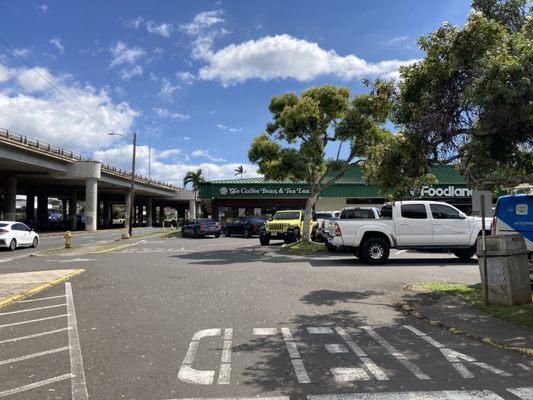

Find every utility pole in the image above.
[129,132,136,238]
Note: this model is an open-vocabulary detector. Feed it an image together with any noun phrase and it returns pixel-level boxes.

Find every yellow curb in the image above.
[91,241,141,254]
[0,269,85,309]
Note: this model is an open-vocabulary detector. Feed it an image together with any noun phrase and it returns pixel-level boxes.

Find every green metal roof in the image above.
[206,165,466,185]
[200,165,468,199]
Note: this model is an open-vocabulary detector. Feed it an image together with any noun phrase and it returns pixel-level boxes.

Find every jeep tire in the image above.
[260,236,270,246]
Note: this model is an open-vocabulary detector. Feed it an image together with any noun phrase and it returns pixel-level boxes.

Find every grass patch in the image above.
[282,240,324,255]
[414,281,533,328]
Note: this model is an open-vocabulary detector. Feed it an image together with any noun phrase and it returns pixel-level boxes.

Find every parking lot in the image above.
[0,235,531,399]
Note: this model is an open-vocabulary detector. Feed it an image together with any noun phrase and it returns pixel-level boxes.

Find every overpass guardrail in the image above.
[0,128,180,191]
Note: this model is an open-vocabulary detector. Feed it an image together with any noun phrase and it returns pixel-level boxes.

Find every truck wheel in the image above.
[360,237,389,265]
[260,236,270,246]
[326,242,336,252]
[453,246,476,260]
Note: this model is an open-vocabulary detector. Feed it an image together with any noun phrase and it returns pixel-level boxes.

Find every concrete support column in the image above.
[85,178,97,232]
[5,175,17,221]
[189,199,196,220]
[147,199,153,227]
[37,194,48,226]
[124,190,132,233]
[69,190,77,231]
[26,193,35,226]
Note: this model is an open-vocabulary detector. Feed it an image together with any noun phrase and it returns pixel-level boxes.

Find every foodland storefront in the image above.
[198,165,475,223]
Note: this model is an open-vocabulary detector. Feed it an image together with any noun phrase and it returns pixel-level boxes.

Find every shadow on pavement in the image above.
[171,246,296,265]
[309,257,477,268]
[300,289,386,306]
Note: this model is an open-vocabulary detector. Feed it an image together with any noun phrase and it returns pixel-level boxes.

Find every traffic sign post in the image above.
[472,190,492,305]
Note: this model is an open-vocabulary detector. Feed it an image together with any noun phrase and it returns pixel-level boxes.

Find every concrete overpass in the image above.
[0,128,196,231]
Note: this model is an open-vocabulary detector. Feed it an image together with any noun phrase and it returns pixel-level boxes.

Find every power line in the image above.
[0,36,116,134]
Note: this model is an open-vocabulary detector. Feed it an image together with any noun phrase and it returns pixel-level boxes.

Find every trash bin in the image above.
[477,234,532,305]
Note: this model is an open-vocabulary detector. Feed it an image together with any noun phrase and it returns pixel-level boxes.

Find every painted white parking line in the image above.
[19,294,66,303]
[307,390,505,399]
[0,373,74,398]
[217,328,233,384]
[0,327,71,344]
[0,303,66,316]
[361,326,430,380]
[404,325,511,378]
[253,328,277,335]
[168,397,290,400]
[281,327,310,384]
[325,344,349,354]
[335,327,388,381]
[65,282,89,400]
[308,327,334,334]
[0,346,70,365]
[0,313,68,328]
[507,387,533,399]
[331,367,370,382]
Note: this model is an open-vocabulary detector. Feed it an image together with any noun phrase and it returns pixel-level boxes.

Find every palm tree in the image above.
[183,169,204,218]
[234,165,247,180]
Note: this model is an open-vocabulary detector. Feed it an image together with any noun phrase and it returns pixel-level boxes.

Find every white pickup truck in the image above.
[327,201,489,264]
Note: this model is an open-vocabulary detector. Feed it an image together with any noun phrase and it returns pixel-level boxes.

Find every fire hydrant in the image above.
[64,231,72,249]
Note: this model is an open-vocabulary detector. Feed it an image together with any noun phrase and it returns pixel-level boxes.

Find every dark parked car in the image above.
[181,218,221,238]
[223,217,266,238]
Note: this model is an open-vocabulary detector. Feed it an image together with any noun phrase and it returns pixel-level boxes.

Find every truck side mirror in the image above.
[458,212,466,219]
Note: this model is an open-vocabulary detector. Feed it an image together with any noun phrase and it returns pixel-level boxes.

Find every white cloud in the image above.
[216,123,242,133]
[198,34,417,85]
[191,149,225,162]
[110,41,145,67]
[16,67,57,92]
[180,10,225,35]
[158,78,180,99]
[37,4,48,13]
[0,62,138,153]
[120,65,143,80]
[49,37,65,53]
[14,48,31,57]
[176,71,195,83]
[384,35,410,45]
[146,21,173,37]
[94,143,258,185]
[179,10,227,60]
[153,107,190,120]
[126,17,144,29]
[0,64,14,82]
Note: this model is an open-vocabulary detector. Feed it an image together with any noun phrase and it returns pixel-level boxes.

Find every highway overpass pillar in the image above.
[37,194,48,226]
[124,190,132,233]
[189,199,196,219]
[26,193,35,226]
[147,198,153,227]
[5,175,17,221]
[85,178,98,232]
[69,190,77,231]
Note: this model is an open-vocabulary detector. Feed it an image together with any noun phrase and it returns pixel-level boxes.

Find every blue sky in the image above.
[0,0,471,184]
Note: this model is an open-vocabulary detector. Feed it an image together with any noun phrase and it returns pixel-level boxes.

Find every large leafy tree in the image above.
[249,84,391,241]
[365,0,532,195]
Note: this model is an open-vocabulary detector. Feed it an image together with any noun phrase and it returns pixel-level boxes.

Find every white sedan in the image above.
[0,221,39,251]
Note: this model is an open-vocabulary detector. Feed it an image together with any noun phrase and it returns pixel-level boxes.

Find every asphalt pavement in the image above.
[0,235,531,399]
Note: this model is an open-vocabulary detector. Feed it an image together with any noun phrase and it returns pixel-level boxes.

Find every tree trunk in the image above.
[302,191,319,241]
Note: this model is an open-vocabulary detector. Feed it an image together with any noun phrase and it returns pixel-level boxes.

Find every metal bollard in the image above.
[64,231,72,249]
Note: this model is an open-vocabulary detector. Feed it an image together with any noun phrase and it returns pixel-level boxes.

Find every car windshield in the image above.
[273,211,301,220]
[197,218,217,224]
[315,213,333,219]
[248,218,265,223]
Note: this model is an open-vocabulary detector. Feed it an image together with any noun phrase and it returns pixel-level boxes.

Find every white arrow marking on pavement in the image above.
[253,328,277,335]
[325,344,349,354]
[308,327,334,334]
[404,325,511,378]
[179,328,222,385]
[507,387,533,400]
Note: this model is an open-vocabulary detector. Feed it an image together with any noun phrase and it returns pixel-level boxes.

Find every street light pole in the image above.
[108,131,137,238]
[129,132,136,238]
